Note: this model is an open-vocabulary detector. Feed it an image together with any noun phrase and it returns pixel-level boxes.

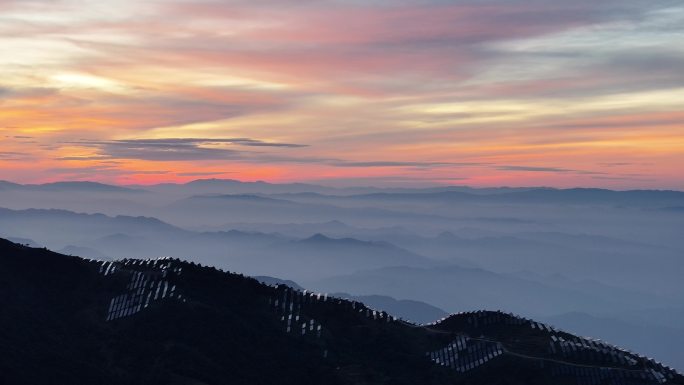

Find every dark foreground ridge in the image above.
[1,238,681,385]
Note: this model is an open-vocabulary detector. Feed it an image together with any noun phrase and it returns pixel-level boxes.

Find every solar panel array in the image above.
[92,258,185,322]
[79,258,682,384]
[427,310,679,384]
[428,335,504,372]
[267,285,397,345]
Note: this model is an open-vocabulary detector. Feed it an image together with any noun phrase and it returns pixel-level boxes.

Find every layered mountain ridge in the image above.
[1,238,681,385]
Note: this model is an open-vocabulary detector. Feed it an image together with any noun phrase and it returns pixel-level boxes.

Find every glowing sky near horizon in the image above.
[1,0,683,188]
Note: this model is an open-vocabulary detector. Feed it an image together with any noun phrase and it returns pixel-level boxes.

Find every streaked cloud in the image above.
[75,137,307,148]
[0,0,682,188]
[330,161,484,168]
[176,171,234,177]
[496,166,606,175]
[0,151,25,160]
[496,166,577,173]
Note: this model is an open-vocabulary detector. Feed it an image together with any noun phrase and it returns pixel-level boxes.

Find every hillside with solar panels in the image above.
[1,237,682,385]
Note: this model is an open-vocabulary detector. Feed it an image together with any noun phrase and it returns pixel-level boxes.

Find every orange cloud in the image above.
[0,0,682,189]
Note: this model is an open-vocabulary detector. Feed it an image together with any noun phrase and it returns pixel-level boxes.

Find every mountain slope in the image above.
[0,238,681,385]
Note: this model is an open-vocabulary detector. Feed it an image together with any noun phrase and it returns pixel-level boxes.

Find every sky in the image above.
[0,0,683,188]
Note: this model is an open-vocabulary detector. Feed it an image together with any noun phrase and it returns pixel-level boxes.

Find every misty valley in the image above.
[1,179,683,379]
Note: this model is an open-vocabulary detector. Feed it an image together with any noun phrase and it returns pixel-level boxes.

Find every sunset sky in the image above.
[1,0,682,188]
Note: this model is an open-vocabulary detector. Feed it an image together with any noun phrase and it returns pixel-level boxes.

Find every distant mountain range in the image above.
[0,207,432,280]
[3,178,683,201]
[1,179,682,369]
[2,238,681,385]
[0,180,142,193]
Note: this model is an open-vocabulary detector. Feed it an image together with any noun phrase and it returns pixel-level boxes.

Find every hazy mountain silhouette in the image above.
[309,265,647,317]
[331,188,684,206]
[132,178,536,197]
[254,275,305,290]
[332,293,449,325]
[0,180,142,193]
[0,207,435,280]
[254,275,449,324]
[0,180,22,190]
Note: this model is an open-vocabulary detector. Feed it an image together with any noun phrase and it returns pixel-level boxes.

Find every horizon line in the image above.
[1,178,683,193]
